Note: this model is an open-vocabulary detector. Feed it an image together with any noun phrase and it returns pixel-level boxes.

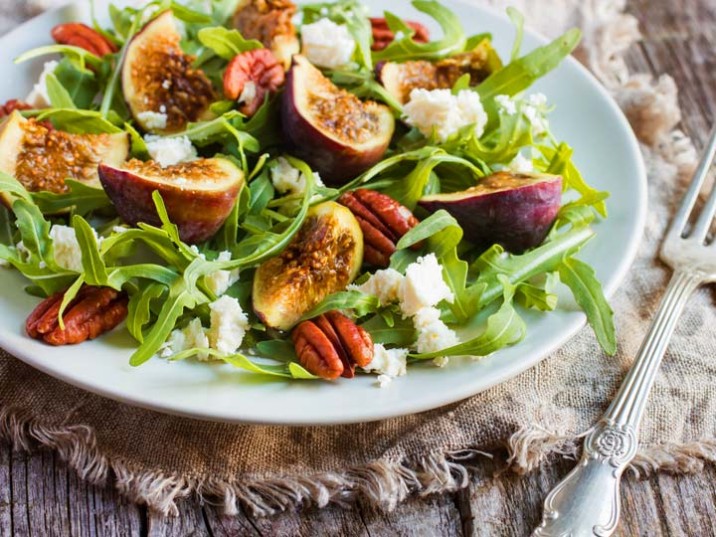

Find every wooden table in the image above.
[2,0,715,535]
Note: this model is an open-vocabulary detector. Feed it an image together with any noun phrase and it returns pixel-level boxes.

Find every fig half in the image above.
[419,172,562,253]
[282,56,395,185]
[379,39,502,104]
[0,112,128,206]
[122,11,215,134]
[253,201,364,331]
[98,158,244,244]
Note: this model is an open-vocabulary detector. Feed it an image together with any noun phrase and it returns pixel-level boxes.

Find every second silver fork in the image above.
[534,126,716,537]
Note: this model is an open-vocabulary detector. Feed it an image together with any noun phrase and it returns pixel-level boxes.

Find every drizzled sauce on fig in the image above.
[15,119,111,193]
[124,159,228,185]
[232,0,297,48]
[308,89,381,144]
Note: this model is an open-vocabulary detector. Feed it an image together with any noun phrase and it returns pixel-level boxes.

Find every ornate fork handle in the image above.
[534,270,702,537]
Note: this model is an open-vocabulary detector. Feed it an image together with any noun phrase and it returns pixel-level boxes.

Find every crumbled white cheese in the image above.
[495,94,517,115]
[144,135,198,167]
[399,253,454,317]
[162,318,211,360]
[413,306,459,354]
[349,268,404,305]
[137,111,168,131]
[270,156,324,195]
[363,343,408,377]
[433,356,450,368]
[301,18,356,69]
[204,251,240,297]
[403,89,488,143]
[239,81,257,104]
[507,152,534,173]
[376,374,393,388]
[25,60,59,109]
[523,93,549,136]
[49,225,92,272]
[208,295,250,354]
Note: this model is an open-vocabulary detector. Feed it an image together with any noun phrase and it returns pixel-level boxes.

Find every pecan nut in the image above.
[338,189,421,267]
[223,48,285,117]
[51,23,118,57]
[292,310,374,380]
[0,99,31,118]
[26,285,128,346]
[370,17,430,51]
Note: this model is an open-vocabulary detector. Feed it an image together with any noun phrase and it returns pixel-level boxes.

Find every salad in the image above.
[0,0,615,386]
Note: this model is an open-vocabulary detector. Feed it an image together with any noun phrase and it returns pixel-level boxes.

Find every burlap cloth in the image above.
[1,0,715,518]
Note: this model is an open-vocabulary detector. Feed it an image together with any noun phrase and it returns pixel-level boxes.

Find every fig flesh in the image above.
[98,158,244,244]
[418,172,562,253]
[0,112,128,206]
[379,39,502,104]
[282,55,395,185]
[122,11,215,134]
[253,201,364,331]
[232,0,300,70]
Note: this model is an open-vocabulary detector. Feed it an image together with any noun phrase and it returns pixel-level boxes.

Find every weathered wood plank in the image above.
[0,445,12,537]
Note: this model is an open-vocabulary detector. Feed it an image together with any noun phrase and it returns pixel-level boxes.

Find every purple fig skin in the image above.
[98,163,241,244]
[281,56,394,185]
[419,172,563,253]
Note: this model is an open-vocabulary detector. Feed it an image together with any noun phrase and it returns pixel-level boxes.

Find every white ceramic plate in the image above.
[0,0,647,425]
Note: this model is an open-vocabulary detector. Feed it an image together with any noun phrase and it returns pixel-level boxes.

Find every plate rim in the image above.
[0,0,648,425]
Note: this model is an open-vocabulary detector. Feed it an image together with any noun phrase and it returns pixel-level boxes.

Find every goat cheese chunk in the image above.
[495,94,518,115]
[204,251,240,297]
[403,89,488,143]
[161,318,211,361]
[270,156,324,195]
[144,135,198,167]
[301,18,356,69]
[349,268,404,305]
[413,306,459,355]
[399,253,454,317]
[137,111,168,131]
[506,152,534,173]
[25,60,59,109]
[49,225,97,272]
[208,295,250,355]
[363,343,408,377]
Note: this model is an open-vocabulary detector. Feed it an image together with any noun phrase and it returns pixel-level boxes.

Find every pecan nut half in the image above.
[223,48,285,117]
[51,23,118,57]
[292,310,374,380]
[338,189,421,267]
[370,17,430,51]
[26,285,129,346]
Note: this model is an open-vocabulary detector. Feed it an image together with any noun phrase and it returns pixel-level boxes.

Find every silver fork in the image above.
[534,126,716,537]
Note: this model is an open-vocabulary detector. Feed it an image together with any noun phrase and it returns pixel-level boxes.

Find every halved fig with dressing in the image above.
[232,0,300,70]
[122,11,215,134]
[282,55,395,185]
[253,201,364,331]
[418,171,562,253]
[379,39,502,104]
[0,112,128,206]
[98,158,244,244]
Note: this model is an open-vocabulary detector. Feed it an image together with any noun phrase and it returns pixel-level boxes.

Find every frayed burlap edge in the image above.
[4,408,716,517]
[1,0,707,519]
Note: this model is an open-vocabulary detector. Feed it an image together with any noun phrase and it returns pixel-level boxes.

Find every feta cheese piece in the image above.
[49,225,91,272]
[270,156,324,195]
[349,268,404,305]
[403,89,488,143]
[301,18,356,69]
[144,135,198,167]
[208,295,250,354]
[204,251,240,297]
[25,60,59,109]
[162,318,211,360]
[399,253,454,317]
[523,93,549,136]
[433,356,450,368]
[412,306,459,354]
[137,111,168,131]
[376,374,393,388]
[363,343,408,377]
[507,152,534,173]
[495,94,517,115]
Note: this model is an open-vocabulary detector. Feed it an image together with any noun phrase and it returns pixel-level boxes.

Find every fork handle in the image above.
[534,270,701,537]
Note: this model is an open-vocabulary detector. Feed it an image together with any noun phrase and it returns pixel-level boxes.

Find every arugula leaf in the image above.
[373,0,467,62]
[197,26,262,60]
[0,172,32,203]
[37,109,123,134]
[32,180,112,216]
[515,273,559,311]
[361,313,417,347]
[506,7,525,62]
[72,215,108,286]
[15,45,103,71]
[45,73,77,109]
[558,257,616,355]
[54,58,99,110]
[301,291,380,321]
[126,282,166,342]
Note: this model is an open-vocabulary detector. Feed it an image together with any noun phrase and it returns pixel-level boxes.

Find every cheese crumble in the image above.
[403,89,488,142]
[301,18,356,69]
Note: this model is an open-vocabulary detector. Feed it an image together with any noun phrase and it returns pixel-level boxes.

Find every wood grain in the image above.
[1,0,715,535]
